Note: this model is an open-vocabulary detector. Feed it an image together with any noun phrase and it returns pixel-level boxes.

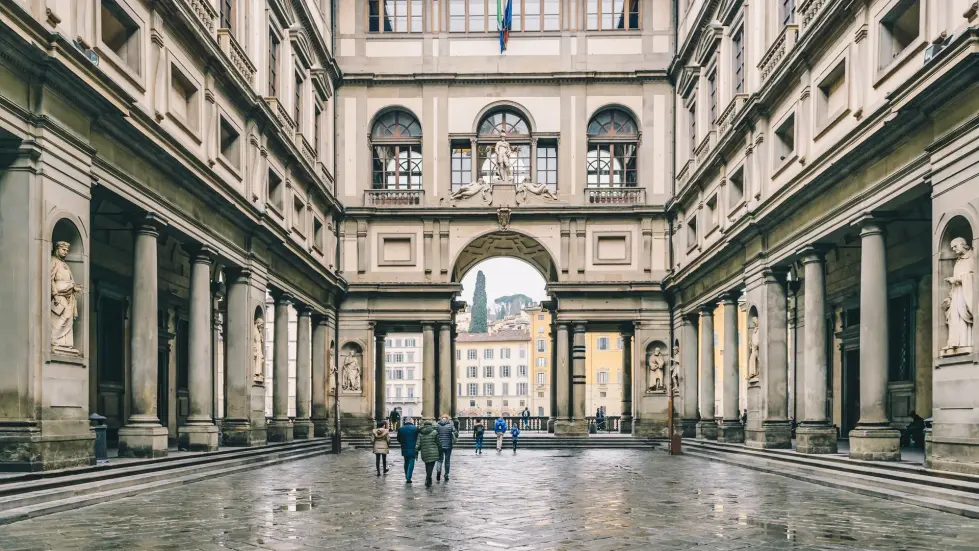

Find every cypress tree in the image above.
[470,270,488,333]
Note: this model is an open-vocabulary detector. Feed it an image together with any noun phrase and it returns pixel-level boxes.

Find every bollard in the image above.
[89,413,108,463]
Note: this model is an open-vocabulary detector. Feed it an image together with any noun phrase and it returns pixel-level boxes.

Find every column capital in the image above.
[798,245,830,264]
[719,291,740,306]
[700,302,716,315]
[312,314,330,326]
[188,244,216,264]
[761,266,790,284]
[132,212,167,237]
[571,321,587,333]
[295,303,313,317]
[852,213,893,235]
[680,311,699,325]
[270,289,294,305]
[620,323,635,337]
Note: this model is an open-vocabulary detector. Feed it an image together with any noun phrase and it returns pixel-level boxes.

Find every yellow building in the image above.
[701,303,749,421]
[527,306,551,417]
[585,332,623,417]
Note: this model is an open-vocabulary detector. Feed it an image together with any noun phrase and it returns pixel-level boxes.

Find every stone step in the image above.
[0,447,328,525]
[0,441,331,520]
[681,444,979,519]
[0,439,329,498]
[344,436,662,450]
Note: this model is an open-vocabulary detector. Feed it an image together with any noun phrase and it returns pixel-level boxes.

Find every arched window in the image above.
[476,109,532,184]
[586,108,638,187]
[371,110,422,190]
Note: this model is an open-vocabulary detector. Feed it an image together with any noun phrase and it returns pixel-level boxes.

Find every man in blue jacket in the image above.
[397,417,419,483]
[435,414,458,481]
[494,416,507,452]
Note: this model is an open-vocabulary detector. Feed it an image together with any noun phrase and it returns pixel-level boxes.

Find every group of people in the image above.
[370,415,521,487]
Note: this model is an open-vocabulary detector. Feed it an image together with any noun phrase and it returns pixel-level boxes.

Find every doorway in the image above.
[842,348,860,436]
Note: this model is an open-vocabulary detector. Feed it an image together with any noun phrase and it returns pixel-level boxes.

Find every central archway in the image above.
[451,230,559,283]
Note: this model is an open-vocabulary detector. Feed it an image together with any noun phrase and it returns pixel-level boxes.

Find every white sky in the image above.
[459,257,547,306]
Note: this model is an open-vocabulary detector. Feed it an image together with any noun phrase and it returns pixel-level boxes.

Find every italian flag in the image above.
[498,0,513,53]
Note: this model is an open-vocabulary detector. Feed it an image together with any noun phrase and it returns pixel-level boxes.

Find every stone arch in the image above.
[644,340,668,392]
[339,341,365,394]
[586,103,642,131]
[451,229,559,283]
[472,100,538,134]
[368,106,423,137]
[937,214,976,356]
[50,217,87,355]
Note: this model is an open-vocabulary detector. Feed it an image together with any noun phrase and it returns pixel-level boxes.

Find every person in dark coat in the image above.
[510,424,521,452]
[435,414,458,481]
[396,418,419,484]
[521,407,531,429]
[415,420,442,487]
[473,420,485,454]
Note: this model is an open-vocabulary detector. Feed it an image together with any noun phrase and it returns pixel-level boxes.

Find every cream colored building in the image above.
[455,330,531,418]
[585,332,624,417]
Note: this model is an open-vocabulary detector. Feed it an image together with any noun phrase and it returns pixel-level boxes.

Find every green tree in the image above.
[494,293,533,318]
[470,270,488,333]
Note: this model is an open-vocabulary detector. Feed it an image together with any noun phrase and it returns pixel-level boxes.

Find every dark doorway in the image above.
[842,348,860,436]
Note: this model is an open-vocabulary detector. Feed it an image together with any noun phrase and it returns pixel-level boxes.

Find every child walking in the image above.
[473,420,485,454]
[510,424,521,452]
[371,421,390,476]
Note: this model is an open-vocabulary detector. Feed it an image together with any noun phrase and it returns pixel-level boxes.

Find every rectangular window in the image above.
[816,59,847,126]
[406,352,415,362]
[519,349,526,359]
[395,386,402,398]
[707,71,717,125]
[451,143,473,190]
[597,370,609,385]
[536,357,546,367]
[406,338,416,347]
[101,0,141,75]
[586,143,637,187]
[733,28,745,94]
[688,101,697,155]
[729,166,745,208]
[774,113,796,165]
[501,348,511,359]
[600,391,607,398]
[484,383,494,396]
[597,337,609,350]
[467,366,477,378]
[878,0,920,69]
[294,71,304,126]
[502,383,509,396]
[406,368,414,379]
[468,383,478,396]
[456,349,461,360]
[268,29,279,96]
[169,65,200,132]
[407,386,415,398]
[219,117,241,170]
[537,314,545,321]
[484,365,494,378]
[502,365,511,377]
[313,105,322,157]
[518,365,527,377]
[470,399,477,407]
[313,218,324,251]
[536,339,546,352]
[536,372,546,385]
[686,217,698,250]
[469,0,485,32]
[393,352,405,363]
[368,0,423,33]
[706,194,718,230]
[537,140,558,192]
[517,382,528,395]
[587,0,640,30]
[467,349,477,360]
[220,0,234,31]
[780,0,795,26]
[616,336,623,349]
[484,348,494,359]
[487,399,493,407]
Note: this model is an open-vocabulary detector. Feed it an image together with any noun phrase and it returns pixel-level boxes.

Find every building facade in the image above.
[456,330,531,418]
[585,332,624,417]
[528,305,553,417]
[384,333,424,419]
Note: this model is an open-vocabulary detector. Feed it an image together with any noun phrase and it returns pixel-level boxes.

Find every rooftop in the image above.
[456,329,530,343]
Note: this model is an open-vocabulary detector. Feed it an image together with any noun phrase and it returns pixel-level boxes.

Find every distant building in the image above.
[585,332,624,417]
[384,334,423,419]
[527,306,552,418]
[455,330,531,418]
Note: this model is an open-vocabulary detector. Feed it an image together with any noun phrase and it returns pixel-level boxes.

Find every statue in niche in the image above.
[747,317,760,380]
[515,176,558,203]
[328,343,337,395]
[51,241,82,353]
[252,318,265,382]
[341,350,362,393]
[450,177,492,203]
[942,237,975,354]
[669,344,681,396]
[493,133,516,184]
[646,346,666,392]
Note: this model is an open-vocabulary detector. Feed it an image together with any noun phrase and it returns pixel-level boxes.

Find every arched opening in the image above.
[451,230,558,283]
[476,108,532,184]
[586,107,639,188]
[370,108,423,190]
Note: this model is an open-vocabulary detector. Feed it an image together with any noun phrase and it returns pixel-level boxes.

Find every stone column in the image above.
[422,323,436,420]
[557,322,589,436]
[118,215,169,458]
[450,325,458,417]
[221,268,264,446]
[267,292,293,442]
[437,323,452,417]
[293,306,313,439]
[311,315,330,437]
[548,315,558,433]
[717,294,744,442]
[680,314,699,437]
[796,248,838,454]
[850,219,900,460]
[374,328,387,423]
[697,305,718,440]
[554,322,571,432]
[752,268,793,449]
[177,246,219,452]
[620,327,633,433]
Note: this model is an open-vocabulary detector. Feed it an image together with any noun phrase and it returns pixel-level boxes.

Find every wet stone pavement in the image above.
[2,449,979,551]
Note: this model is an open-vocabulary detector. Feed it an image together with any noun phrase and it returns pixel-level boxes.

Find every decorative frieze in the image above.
[364,189,425,207]
[217,29,256,86]
[585,187,646,205]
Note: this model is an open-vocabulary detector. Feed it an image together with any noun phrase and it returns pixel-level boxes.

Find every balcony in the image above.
[716,94,749,138]
[758,24,799,85]
[677,158,696,190]
[364,189,425,207]
[798,0,829,33]
[264,97,296,133]
[217,29,255,86]
[585,187,646,205]
[297,133,316,166]
[182,0,217,34]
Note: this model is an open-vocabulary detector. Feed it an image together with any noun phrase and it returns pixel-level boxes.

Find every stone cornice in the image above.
[340,70,668,87]
[344,205,665,218]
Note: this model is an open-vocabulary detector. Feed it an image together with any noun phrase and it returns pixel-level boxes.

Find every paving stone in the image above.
[2,449,979,549]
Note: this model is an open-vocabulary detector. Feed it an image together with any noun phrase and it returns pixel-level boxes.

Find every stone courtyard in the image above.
[2,450,978,550]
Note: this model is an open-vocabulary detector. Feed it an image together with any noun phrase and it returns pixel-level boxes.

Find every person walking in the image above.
[595,407,606,432]
[473,420,485,454]
[371,421,390,476]
[389,407,401,432]
[510,423,521,452]
[396,417,419,484]
[416,420,442,487]
[494,416,507,452]
[521,407,531,429]
[435,414,457,482]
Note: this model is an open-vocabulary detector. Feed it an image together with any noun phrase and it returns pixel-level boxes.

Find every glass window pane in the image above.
[470,0,484,32]
[450,0,466,31]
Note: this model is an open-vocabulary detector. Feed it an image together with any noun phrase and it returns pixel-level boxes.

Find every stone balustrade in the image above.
[798,0,829,33]
[758,24,799,84]
[585,187,646,205]
[217,29,256,86]
[677,158,696,191]
[264,97,296,133]
[182,0,217,34]
[364,189,425,207]
[716,94,749,137]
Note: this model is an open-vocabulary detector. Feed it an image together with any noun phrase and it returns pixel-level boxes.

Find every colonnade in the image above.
[682,218,900,460]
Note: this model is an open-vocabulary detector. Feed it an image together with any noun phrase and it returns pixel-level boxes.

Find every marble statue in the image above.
[450,177,492,202]
[493,134,516,184]
[647,346,666,392]
[942,237,975,354]
[51,241,82,352]
[516,177,558,202]
[342,351,362,392]
[252,318,265,382]
[669,345,681,396]
[747,317,760,379]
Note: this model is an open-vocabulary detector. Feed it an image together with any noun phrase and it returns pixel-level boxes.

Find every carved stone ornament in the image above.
[51,241,81,355]
[497,206,512,232]
[341,350,363,393]
[941,236,975,356]
[515,176,558,204]
[746,315,760,380]
[252,318,265,382]
[646,345,667,393]
[450,177,493,204]
[669,345,681,397]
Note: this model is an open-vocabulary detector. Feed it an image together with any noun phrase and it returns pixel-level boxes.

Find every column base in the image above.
[177,424,219,452]
[118,424,169,458]
[293,418,314,439]
[339,414,375,436]
[680,418,699,438]
[848,425,900,461]
[618,415,633,434]
[717,421,745,443]
[746,420,792,449]
[0,425,95,472]
[221,419,268,447]
[547,419,555,434]
[313,418,330,438]
[631,418,668,438]
[696,420,718,440]
[795,424,838,454]
[267,419,294,443]
[554,420,589,436]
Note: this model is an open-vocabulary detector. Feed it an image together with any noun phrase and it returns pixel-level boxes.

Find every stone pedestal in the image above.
[849,426,900,461]
[680,418,698,437]
[0,427,95,472]
[176,424,219,452]
[267,420,294,443]
[632,418,668,437]
[222,385,268,447]
[547,419,555,433]
[755,420,793,449]
[118,425,169,458]
[696,419,718,440]
[293,420,313,439]
[795,424,838,454]
[339,413,375,436]
[554,420,589,436]
[717,421,745,443]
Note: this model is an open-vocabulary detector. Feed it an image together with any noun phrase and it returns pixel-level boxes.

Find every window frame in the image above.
[268,25,282,97]
[586,107,640,188]
[370,109,424,191]
[732,25,745,95]
[368,0,424,33]
[97,0,144,85]
[447,0,563,34]
[585,0,641,31]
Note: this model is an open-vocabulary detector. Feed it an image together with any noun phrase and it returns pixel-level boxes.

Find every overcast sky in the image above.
[459,257,547,306]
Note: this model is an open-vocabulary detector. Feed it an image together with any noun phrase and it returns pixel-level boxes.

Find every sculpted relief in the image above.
[448,134,557,206]
[341,345,363,394]
[746,314,760,380]
[942,237,975,355]
[253,317,265,383]
[646,345,666,393]
[51,241,82,354]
